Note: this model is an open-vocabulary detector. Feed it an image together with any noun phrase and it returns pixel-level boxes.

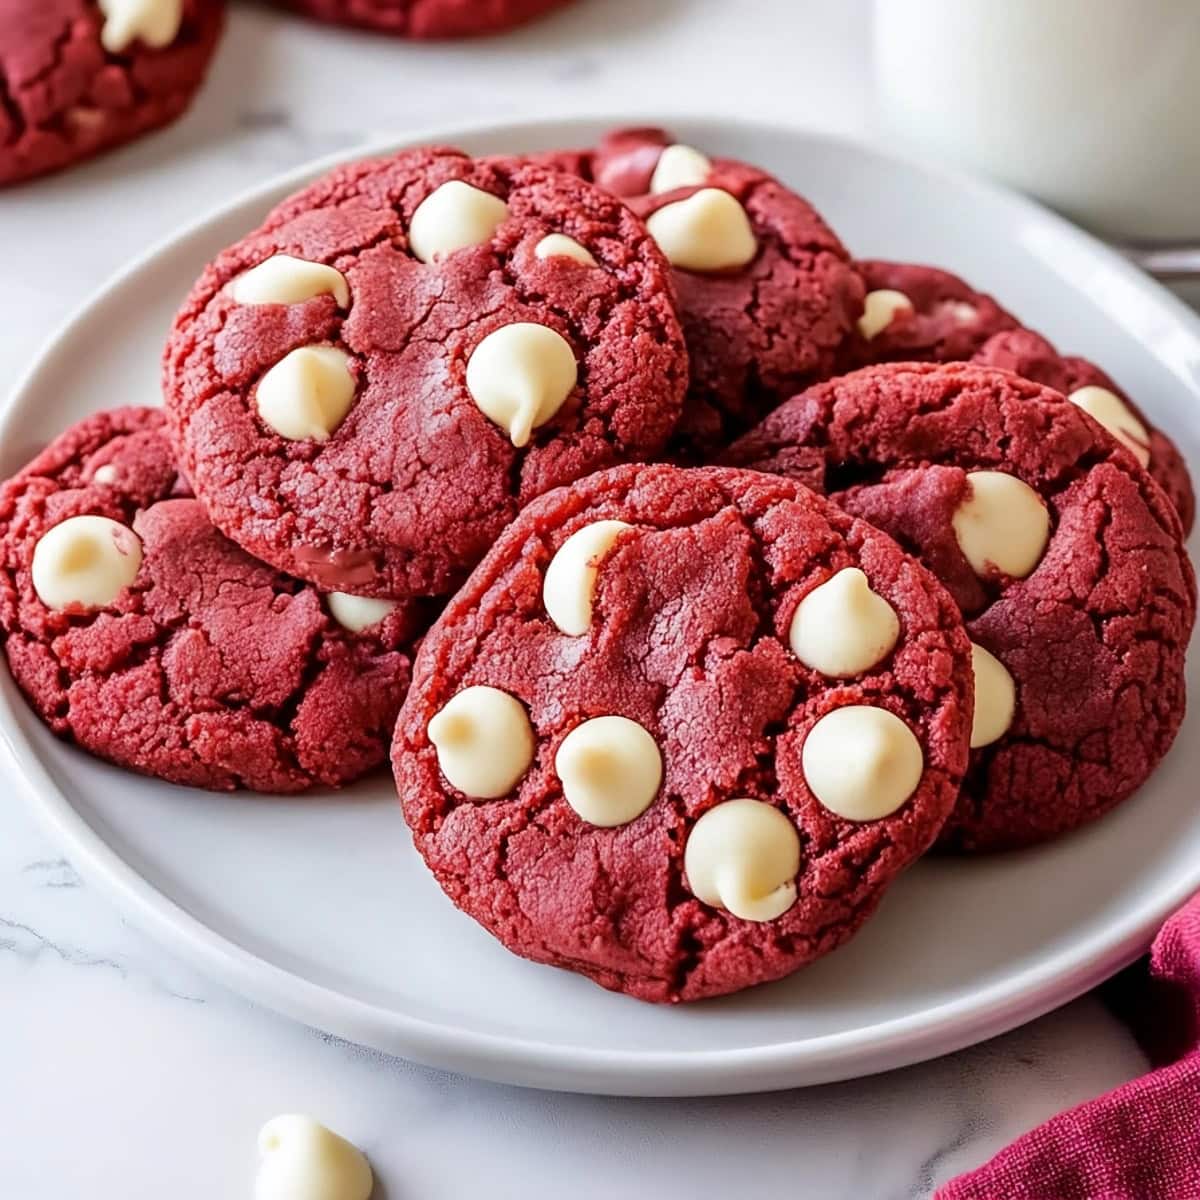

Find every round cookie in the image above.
[584,126,865,460]
[725,362,1196,852]
[840,260,1018,369]
[278,0,570,37]
[974,327,1195,533]
[0,0,224,188]
[394,463,974,1002]
[164,146,687,601]
[0,408,427,792]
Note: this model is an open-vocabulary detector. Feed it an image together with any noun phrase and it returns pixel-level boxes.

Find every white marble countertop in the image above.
[0,2,1155,1195]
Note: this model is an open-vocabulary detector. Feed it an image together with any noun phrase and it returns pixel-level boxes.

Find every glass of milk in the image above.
[873,0,1200,245]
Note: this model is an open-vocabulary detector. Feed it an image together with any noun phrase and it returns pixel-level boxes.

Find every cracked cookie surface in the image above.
[725,363,1197,851]
[973,327,1195,533]
[164,146,688,600]
[279,0,570,36]
[0,0,223,187]
[0,407,427,792]
[577,127,865,461]
[393,463,973,1001]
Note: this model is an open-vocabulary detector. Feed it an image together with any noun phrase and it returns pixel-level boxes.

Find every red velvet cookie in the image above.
[0,0,223,187]
[840,260,1018,369]
[0,408,427,792]
[279,0,570,37]
[974,328,1195,533]
[725,363,1196,852]
[394,463,974,1001]
[164,146,687,601]
[580,127,864,460]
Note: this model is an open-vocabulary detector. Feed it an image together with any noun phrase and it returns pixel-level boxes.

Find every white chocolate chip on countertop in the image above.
[645,188,757,272]
[649,143,712,194]
[327,592,397,633]
[788,567,900,678]
[857,289,914,340]
[1068,385,1152,467]
[31,515,143,612]
[802,705,924,821]
[465,322,577,448]
[952,470,1051,579]
[428,685,535,799]
[684,798,801,922]
[970,642,1016,749]
[97,0,183,53]
[533,233,598,266]
[408,180,509,263]
[232,255,350,309]
[543,519,631,636]
[255,346,356,442]
[556,715,662,827]
[254,1114,373,1200]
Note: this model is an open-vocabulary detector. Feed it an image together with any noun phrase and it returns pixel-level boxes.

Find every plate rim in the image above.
[4,112,1199,1097]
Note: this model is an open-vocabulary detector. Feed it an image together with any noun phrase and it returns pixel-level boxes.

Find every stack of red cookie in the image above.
[2,131,1193,1003]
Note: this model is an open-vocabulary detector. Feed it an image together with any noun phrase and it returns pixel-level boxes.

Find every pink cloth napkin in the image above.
[938,894,1200,1200]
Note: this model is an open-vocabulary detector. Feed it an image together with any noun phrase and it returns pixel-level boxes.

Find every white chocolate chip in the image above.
[428,685,534,799]
[533,233,598,266]
[66,105,105,133]
[326,592,397,633]
[857,289,914,340]
[684,798,801,922]
[255,346,356,442]
[802,706,924,821]
[944,300,979,325]
[649,143,712,194]
[91,464,118,485]
[231,255,350,309]
[951,470,1051,580]
[31,515,143,612]
[1068,385,1151,468]
[254,1114,373,1200]
[970,642,1016,749]
[408,180,509,263]
[788,567,900,678]
[542,519,631,636]
[97,0,183,52]
[645,187,757,272]
[555,715,662,827]
[465,322,577,448]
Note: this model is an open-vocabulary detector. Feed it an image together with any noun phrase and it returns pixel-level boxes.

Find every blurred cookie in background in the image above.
[279,0,573,38]
[0,0,224,187]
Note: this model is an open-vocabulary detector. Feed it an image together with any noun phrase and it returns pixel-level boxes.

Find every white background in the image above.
[0,1,1161,1195]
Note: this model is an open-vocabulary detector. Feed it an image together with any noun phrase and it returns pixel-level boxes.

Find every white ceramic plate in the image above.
[4,117,1199,1097]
